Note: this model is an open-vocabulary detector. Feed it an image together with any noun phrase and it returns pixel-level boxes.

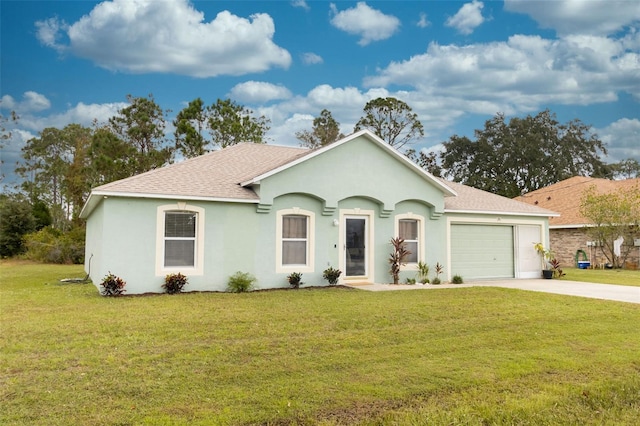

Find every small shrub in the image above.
[434,262,444,282]
[100,272,126,296]
[322,266,342,285]
[417,261,430,283]
[549,258,566,278]
[389,237,411,284]
[431,277,441,285]
[452,275,464,284]
[405,277,416,285]
[287,272,303,289]
[163,272,188,294]
[23,226,85,264]
[227,271,257,293]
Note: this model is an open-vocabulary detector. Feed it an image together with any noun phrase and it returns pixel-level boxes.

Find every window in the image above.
[276,208,315,272]
[164,211,196,267]
[399,219,419,263]
[156,204,204,276]
[282,215,307,265]
[395,213,424,267]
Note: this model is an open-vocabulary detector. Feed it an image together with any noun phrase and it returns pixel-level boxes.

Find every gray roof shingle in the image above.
[441,179,557,217]
[82,135,557,219]
[92,143,309,200]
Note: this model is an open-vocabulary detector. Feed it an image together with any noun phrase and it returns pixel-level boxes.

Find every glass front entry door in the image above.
[345,217,367,277]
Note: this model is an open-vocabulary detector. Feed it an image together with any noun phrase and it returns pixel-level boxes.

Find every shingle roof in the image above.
[81,132,557,219]
[514,176,640,227]
[440,179,557,217]
[91,143,309,200]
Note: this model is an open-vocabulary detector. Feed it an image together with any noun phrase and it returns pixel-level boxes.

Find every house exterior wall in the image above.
[84,135,454,294]
[83,134,553,295]
[256,136,446,216]
[551,228,640,269]
[84,200,104,285]
[85,193,447,294]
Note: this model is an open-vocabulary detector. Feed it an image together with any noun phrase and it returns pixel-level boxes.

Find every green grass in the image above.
[561,267,640,286]
[2,261,640,425]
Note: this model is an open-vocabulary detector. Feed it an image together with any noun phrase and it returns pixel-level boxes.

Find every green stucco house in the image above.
[80,130,556,294]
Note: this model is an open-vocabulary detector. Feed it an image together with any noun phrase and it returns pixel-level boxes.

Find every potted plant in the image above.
[322,266,342,286]
[549,258,566,279]
[534,243,554,279]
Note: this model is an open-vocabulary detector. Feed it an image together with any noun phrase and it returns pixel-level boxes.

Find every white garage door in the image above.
[451,224,514,280]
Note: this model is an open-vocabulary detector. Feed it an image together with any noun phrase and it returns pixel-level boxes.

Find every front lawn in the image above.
[561,267,640,286]
[1,261,639,425]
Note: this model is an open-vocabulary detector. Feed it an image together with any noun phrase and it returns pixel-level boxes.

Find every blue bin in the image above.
[577,261,590,269]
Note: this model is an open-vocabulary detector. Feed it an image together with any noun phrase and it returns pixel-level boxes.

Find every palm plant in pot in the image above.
[534,243,554,279]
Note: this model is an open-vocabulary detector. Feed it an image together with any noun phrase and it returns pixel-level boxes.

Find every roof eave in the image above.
[79,190,259,219]
[445,208,560,218]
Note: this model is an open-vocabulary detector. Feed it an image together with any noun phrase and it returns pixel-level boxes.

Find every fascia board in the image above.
[445,208,560,218]
[79,190,258,218]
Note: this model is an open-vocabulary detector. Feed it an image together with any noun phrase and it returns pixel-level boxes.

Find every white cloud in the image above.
[417,13,431,29]
[228,81,292,104]
[597,118,640,162]
[35,0,291,78]
[363,34,638,116]
[446,1,485,35]
[301,52,323,65]
[504,0,640,36]
[291,0,310,11]
[35,17,68,51]
[1,100,126,187]
[329,2,400,46]
[0,92,51,113]
[18,101,126,132]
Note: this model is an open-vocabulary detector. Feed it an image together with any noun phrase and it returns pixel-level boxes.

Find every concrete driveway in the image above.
[346,279,640,304]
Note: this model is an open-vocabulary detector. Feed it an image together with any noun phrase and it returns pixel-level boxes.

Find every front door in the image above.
[345,217,367,277]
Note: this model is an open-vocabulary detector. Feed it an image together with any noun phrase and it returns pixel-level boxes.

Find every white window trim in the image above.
[276,208,315,273]
[395,212,425,271]
[156,203,205,276]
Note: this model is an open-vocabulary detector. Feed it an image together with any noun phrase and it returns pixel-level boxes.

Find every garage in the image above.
[450,224,514,280]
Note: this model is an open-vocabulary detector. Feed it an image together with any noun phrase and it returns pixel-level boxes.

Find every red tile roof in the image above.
[514,176,640,227]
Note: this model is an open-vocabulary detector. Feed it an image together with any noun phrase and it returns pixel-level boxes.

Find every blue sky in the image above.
[2,0,639,187]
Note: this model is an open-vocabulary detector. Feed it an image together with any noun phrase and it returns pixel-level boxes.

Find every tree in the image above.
[88,126,138,186]
[108,94,172,173]
[610,158,640,179]
[580,184,640,268]
[16,127,73,229]
[16,124,94,227]
[207,99,270,148]
[0,194,36,257]
[405,149,442,177]
[440,110,608,198]
[61,124,93,222]
[296,109,344,149]
[0,111,19,183]
[174,98,209,158]
[354,97,424,150]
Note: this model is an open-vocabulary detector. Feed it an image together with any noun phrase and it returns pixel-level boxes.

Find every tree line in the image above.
[1,93,638,259]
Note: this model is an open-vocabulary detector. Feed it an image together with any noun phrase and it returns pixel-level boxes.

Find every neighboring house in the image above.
[515,176,640,269]
[80,130,556,294]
